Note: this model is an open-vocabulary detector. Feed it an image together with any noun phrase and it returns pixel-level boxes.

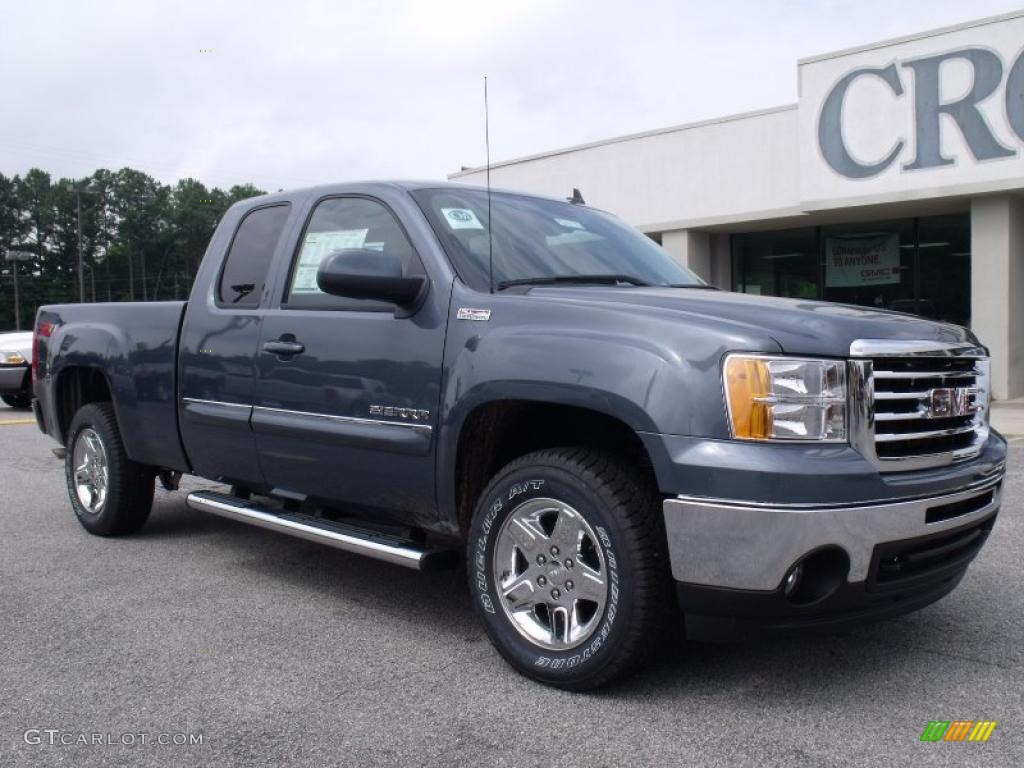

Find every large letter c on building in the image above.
[819,64,905,178]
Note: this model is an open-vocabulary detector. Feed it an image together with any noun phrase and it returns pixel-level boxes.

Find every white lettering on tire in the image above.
[508,479,544,500]
[475,496,504,613]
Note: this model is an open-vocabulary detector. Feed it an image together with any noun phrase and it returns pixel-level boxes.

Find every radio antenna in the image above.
[484,75,494,294]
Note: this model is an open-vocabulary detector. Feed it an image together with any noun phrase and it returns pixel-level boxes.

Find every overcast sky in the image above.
[1,0,1021,192]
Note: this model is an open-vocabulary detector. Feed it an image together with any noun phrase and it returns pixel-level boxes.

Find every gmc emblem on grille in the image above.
[928,387,980,418]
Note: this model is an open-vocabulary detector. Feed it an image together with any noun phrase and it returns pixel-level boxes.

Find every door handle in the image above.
[263,339,305,355]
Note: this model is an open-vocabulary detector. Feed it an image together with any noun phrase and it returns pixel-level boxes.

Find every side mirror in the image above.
[316,249,427,307]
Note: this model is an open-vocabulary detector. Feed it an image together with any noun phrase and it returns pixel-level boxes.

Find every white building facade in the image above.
[451,11,1024,400]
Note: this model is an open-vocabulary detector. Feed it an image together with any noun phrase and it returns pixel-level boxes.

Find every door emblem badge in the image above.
[457,308,491,321]
[369,405,431,422]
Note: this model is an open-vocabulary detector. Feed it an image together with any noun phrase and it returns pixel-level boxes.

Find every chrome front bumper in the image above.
[662,470,1003,591]
[0,364,28,394]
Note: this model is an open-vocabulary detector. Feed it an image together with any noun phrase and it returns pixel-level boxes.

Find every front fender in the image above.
[435,286,780,532]
[443,324,675,434]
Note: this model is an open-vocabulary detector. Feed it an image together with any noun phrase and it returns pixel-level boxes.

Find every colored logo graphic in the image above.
[921,721,997,742]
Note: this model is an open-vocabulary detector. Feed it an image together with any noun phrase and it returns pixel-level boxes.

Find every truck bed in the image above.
[36,301,190,471]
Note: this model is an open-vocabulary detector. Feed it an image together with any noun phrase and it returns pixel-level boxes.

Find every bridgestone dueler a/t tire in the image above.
[65,403,154,536]
[467,448,670,690]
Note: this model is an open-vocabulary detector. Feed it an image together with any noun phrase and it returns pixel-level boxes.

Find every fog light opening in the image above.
[783,546,849,606]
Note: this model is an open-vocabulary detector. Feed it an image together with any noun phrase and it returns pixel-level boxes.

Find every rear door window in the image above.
[218,204,291,307]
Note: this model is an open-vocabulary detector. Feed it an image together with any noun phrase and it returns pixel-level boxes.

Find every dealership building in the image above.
[451,11,1024,400]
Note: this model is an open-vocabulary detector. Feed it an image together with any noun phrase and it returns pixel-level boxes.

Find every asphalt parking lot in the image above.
[0,404,1021,768]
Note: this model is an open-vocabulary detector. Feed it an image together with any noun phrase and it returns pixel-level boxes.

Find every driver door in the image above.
[252,195,448,526]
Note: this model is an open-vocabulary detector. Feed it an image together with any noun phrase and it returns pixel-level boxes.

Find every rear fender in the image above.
[48,320,188,470]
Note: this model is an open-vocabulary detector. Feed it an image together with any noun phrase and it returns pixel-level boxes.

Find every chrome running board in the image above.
[186,490,457,571]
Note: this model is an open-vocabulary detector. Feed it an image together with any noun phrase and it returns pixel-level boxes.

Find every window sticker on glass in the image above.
[555,218,585,230]
[546,230,604,247]
[291,229,368,294]
[441,207,484,230]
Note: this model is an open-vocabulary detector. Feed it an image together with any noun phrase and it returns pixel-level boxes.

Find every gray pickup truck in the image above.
[33,181,1006,689]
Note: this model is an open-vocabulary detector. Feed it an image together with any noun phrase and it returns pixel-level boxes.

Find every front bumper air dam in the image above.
[0,364,28,395]
[663,471,1003,638]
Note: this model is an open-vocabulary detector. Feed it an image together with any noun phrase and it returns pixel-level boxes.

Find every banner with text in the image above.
[825,233,901,287]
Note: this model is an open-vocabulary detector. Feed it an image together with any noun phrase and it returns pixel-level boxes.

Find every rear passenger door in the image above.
[252,194,449,527]
[179,202,295,488]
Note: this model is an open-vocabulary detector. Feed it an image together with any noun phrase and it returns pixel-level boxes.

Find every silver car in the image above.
[0,331,32,409]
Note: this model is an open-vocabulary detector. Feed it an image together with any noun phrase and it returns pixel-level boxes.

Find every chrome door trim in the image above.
[253,405,432,432]
[181,399,431,432]
[181,397,252,409]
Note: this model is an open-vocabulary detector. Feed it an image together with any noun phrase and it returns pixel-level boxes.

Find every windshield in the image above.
[411,188,704,290]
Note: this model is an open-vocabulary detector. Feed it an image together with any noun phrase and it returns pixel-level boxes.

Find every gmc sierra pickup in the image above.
[33,181,1006,689]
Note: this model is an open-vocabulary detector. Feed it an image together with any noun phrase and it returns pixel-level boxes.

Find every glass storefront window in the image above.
[732,227,819,299]
[916,214,971,326]
[730,213,970,325]
[821,219,915,313]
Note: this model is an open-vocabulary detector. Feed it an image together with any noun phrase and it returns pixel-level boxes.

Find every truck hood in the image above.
[527,286,978,357]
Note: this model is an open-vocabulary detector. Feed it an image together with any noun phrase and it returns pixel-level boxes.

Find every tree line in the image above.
[0,167,265,330]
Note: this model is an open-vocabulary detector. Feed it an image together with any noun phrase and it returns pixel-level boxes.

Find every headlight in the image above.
[724,355,847,442]
[0,351,26,365]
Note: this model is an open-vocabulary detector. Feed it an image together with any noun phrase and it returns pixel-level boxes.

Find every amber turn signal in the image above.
[724,356,773,439]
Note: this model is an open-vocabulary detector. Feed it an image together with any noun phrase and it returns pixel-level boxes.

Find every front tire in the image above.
[65,403,154,536]
[2,392,31,409]
[467,448,670,690]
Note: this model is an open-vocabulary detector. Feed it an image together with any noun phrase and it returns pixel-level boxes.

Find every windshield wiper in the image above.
[668,283,718,289]
[497,274,652,290]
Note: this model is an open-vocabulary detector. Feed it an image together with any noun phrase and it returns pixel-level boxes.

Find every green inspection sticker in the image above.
[442,208,484,230]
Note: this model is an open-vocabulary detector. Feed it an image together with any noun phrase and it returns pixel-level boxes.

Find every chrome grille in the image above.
[849,340,991,472]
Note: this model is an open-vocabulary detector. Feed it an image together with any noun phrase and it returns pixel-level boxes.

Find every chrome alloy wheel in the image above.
[493,497,609,650]
[72,427,109,515]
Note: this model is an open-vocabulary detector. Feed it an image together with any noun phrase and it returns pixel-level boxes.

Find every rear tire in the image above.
[2,393,31,409]
[467,447,670,690]
[65,402,154,536]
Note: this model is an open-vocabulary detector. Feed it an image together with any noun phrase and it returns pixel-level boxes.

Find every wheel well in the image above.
[56,367,113,442]
[454,401,656,535]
